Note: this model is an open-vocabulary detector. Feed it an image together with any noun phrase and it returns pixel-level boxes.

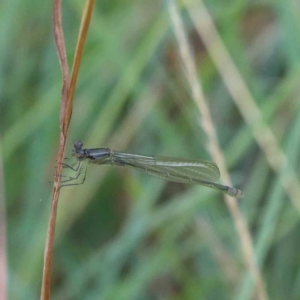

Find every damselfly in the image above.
[60,141,243,198]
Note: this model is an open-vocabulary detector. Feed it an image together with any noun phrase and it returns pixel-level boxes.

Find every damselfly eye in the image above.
[74,141,83,150]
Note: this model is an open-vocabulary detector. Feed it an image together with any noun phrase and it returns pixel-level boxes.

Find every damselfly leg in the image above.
[59,159,81,172]
[59,160,88,188]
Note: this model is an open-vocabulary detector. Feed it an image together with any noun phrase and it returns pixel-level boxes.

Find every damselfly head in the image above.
[73,141,86,159]
[74,141,83,150]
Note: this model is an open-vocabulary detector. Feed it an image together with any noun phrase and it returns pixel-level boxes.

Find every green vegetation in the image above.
[2,0,300,299]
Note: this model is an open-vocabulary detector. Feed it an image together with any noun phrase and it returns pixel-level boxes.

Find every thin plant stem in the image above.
[40,1,95,300]
[184,0,300,213]
[167,1,268,299]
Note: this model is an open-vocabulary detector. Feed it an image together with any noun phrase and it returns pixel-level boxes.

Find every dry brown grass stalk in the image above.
[167,1,268,299]
[184,0,300,213]
[40,1,95,299]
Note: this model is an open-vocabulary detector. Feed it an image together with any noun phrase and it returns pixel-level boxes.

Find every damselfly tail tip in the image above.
[227,187,244,199]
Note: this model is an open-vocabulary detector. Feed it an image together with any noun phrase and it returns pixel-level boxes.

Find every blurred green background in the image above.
[2,0,300,299]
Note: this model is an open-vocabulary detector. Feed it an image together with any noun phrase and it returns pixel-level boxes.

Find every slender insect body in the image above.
[60,141,244,198]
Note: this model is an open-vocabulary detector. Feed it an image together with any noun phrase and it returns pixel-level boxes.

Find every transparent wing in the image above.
[108,152,243,198]
[111,151,220,182]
